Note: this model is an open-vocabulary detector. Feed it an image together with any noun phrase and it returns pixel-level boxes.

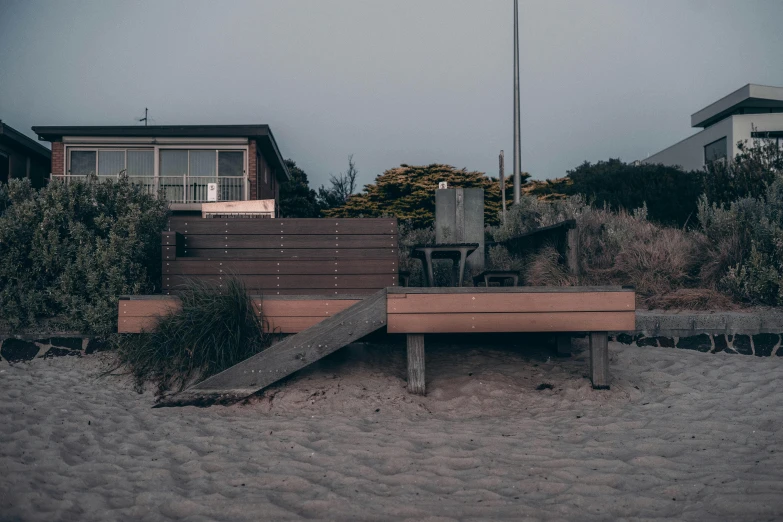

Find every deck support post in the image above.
[407,334,426,395]
[589,331,609,389]
[556,333,572,357]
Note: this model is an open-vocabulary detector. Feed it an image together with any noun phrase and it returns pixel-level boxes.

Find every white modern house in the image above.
[642,84,783,171]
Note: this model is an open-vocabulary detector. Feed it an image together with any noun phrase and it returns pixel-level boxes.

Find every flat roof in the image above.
[31,124,289,179]
[0,120,52,159]
[691,84,783,128]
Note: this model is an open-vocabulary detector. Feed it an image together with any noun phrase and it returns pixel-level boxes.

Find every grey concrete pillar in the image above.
[435,188,484,273]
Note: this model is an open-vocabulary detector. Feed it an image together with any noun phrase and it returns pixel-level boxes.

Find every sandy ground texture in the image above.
[1,336,783,521]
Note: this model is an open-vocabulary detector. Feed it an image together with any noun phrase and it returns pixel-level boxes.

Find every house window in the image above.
[704,137,727,164]
[218,151,243,177]
[70,150,97,176]
[69,149,154,177]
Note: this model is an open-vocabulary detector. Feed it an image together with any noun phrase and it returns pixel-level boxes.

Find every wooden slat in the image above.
[163,274,396,290]
[119,299,362,333]
[179,234,398,249]
[163,259,398,275]
[387,311,636,333]
[265,316,323,333]
[263,299,360,317]
[164,289,389,404]
[387,286,634,294]
[164,288,380,296]
[120,299,180,317]
[180,248,397,259]
[119,314,328,334]
[167,218,398,235]
[387,292,635,314]
[118,316,163,333]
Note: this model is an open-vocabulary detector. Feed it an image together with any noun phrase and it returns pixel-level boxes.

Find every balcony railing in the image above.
[52,174,247,203]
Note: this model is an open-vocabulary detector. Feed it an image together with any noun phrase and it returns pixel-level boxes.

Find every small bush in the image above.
[115,277,271,396]
[702,138,783,205]
[0,178,169,335]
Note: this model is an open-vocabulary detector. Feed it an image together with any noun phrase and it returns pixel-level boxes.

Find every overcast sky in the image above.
[2,0,782,187]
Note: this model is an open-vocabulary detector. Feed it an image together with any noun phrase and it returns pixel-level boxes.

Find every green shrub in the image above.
[698,176,783,306]
[560,159,702,226]
[0,177,168,335]
[702,138,783,206]
[115,277,272,395]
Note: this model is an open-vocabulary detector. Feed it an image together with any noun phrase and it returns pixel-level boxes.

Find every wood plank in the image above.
[118,316,164,333]
[161,289,389,404]
[179,234,398,249]
[387,292,635,314]
[163,274,397,290]
[120,297,360,318]
[265,316,324,334]
[407,334,425,395]
[263,299,360,317]
[180,248,398,259]
[387,311,636,333]
[387,286,634,294]
[589,331,610,389]
[120,299,180,317]
[118,313,330,334]
[163,259,398,275]
[164,288,380,296]
[168,218,398,235]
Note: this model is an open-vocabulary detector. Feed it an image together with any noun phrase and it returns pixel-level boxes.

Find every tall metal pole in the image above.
[512,0,521,204]
[499,150,506,224]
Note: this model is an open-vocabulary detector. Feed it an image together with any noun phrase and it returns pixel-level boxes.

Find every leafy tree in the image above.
[324,163,527,228]
[279,159,321,218]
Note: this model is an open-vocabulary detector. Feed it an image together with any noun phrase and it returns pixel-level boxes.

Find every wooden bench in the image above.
[387,286,636,393]
[162,217,399,296]
[118,294,364,334]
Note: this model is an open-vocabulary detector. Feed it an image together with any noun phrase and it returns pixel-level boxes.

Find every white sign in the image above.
[438,181,448,189]
[207,183,218,202]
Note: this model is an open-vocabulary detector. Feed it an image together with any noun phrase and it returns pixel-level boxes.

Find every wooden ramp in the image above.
[159,289,388,406]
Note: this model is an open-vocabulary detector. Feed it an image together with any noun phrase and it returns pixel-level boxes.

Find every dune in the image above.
[1,337,782,521]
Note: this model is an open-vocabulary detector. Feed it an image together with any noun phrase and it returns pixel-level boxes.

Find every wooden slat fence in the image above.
[162,217,399,295]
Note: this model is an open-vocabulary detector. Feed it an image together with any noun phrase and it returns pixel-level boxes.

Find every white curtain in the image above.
[127,150,154,177]
[189,150,216,178]
[98,151,126,177]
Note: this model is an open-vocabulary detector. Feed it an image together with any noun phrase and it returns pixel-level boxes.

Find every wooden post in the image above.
[565,227,579,275]
[556,333,571,357]
[589,331,609,389]
[407,334,426,395]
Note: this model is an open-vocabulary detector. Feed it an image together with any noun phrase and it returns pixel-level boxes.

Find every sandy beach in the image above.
[1,338,782,521]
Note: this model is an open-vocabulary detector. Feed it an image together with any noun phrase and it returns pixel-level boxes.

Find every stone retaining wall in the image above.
[613,310,783,357]
[0,336,108,366]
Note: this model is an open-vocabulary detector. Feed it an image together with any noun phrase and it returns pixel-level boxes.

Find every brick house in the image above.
[0,120,51,188]
[32,125,289,214]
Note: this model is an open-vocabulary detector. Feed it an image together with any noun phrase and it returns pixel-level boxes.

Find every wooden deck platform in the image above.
[121,286,636,405]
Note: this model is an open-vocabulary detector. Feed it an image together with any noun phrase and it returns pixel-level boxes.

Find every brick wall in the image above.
[248,140,258,200]
[51,141,64,177]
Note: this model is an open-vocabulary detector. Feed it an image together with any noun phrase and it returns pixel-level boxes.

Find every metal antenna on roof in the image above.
[138,108,149,126]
